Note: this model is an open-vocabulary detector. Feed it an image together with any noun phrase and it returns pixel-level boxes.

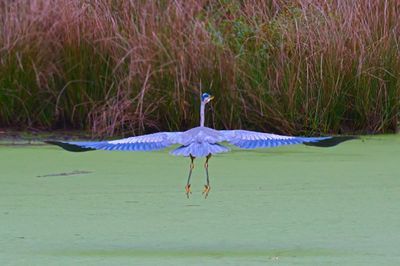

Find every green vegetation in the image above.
[1,1,399,136]
[1,136,400,265]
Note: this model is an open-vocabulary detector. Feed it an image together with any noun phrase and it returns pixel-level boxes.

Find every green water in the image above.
[1,135,400,265]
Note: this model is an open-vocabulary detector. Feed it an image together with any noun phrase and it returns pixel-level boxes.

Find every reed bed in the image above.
[0,0,399,137]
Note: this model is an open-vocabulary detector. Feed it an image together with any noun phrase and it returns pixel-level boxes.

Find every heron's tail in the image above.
[170,142,229,157]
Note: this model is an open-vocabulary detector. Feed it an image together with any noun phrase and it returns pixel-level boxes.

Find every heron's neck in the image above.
[200,102,205,127]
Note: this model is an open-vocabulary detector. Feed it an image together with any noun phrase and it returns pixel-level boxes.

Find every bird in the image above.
[46,92,356,198]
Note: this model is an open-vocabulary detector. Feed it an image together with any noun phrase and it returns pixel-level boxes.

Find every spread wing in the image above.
[45,132,183,152]
[220,130,356,149]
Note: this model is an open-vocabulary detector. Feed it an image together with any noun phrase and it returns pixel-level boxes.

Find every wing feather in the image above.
[46,132,182,152]
[220,130,353,149]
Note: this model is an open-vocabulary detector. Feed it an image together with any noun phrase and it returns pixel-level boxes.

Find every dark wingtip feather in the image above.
[45,141,95,152]
[304,136,359,147]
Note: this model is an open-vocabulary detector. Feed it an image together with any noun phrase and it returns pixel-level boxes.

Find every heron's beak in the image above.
[209,96,214,101]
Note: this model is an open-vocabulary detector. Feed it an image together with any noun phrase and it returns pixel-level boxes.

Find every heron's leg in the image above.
[202,153,212,198]
[185,155,195,198]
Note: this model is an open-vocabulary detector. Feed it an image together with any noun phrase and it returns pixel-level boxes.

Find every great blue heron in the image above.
[46,93,356,198]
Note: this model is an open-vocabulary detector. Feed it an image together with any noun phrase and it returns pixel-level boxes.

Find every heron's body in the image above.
[47,93,356,198]
[170,126,230,157]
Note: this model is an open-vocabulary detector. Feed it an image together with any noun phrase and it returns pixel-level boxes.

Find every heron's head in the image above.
[201,93,214,104]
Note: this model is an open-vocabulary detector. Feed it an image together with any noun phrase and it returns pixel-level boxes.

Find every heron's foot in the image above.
[185,184,192,198]
[202,185,211,199]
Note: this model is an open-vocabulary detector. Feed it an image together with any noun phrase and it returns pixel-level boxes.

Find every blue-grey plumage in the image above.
[170,141,230,157]
[46,92,357,198]
[48,126,336,157]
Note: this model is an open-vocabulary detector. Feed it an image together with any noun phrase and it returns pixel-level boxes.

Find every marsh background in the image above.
[1,0,399,137]
[2,2,400,265]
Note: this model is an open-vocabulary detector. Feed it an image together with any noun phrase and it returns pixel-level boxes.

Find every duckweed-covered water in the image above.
[1,135,399,265]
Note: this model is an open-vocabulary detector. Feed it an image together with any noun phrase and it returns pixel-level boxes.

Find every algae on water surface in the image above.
[0,135,399,265]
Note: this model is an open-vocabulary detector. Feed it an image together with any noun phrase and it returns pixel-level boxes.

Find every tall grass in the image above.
[0,0,399,137]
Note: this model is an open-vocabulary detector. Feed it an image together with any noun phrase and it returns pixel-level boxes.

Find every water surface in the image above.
[1,135,399,265]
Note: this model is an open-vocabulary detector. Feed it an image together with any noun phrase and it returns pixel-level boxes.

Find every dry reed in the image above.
[0,0,399,137]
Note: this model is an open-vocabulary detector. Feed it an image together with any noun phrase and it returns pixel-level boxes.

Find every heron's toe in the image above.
[185,184,192,198]
[202,185,211,199]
